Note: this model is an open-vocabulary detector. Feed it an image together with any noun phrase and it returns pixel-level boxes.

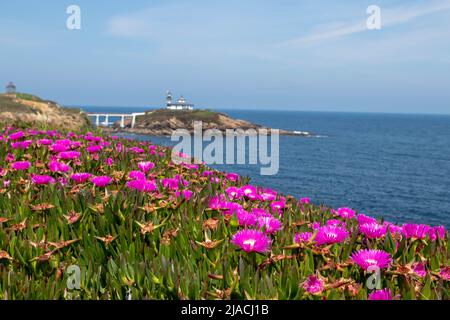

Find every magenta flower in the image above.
[251,208,269,216]
[50,143,71,153]
[300,197,310,204]
[49,160,70,173]
[336,207,356,219]
[91,176,112,187]
[128,170,146,180]
[315,225,349,245]
[9,131,25,140]
[225,173,239,181]
[31,175,56,185]
[231,229,271,253]
[257,214,282,234]
[86,145,102,153]
[58,151,81,160]
[37,138,53,146]
[428,226,446,241]
[70,173,91,183]
[440,267,450,281]
[225,186,243,200]
[138,161,155,173]
[351,249,392,270]
[240,185,258,200]
[412,262,427,278]
[126,179,157,192]
[259,189,277,201]
[357,214,377,225]
[236,210,257,227]
[11,161,31,171]
[295,232,314,243]
[303,275,324,294]
[359,222,387,239]
[368,288,393,300]
[270,201,285,215]
[402,224,431,240]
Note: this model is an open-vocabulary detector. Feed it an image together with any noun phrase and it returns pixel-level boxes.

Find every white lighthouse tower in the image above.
[166,90,194,110]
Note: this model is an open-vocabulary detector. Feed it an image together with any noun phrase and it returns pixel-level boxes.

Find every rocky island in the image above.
[105,108,312,137]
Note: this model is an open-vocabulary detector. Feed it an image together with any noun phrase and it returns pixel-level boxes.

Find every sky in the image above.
[1,0,450,113]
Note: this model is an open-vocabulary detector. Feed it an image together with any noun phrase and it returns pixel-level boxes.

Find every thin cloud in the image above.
[282,0,450,46]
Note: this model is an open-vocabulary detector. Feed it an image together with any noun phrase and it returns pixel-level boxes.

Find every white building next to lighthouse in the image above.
[166,91,194,110]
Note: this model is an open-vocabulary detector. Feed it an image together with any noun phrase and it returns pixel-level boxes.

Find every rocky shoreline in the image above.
[103,109,312,137]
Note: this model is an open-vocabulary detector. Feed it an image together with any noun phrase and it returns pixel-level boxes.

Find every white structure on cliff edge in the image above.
[166,90,194,110]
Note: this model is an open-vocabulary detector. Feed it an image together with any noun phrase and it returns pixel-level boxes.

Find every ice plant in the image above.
[315,225,349,245]
[31,175,55,185]
[91,176,112,187]
[257,214,282,234]
[231,229,271,253]
[295,232,314,243]
[359,222,387,239]
[11,161,31,171]
[336,207,356,219]
[303,275,324,294]
[368,288,393,300]
[412,262,426,278]
[137,161,155,173]
[70,173,91,183]
[402,224,431,240]
[351,249,392,270]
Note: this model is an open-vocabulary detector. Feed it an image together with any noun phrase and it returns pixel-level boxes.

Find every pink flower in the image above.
[368,288,393,300]
[315,225,349,245]
[336,207,356,219]
[412,262,427,278]
[240,185,258,200]
[126,179,158,192]
[236,210,258,227]
[225,173,239,181]
[359,222,387,239]
[295,232,314,243]
[86,145,102,153]
[440,267,450,281]
[70,173,91,183]
[259,189,277,201]
[58,151,81,160]
[138,161,155,173]
[128,170,146,180]
[105,157,113,166]
[357,214,378,225]
[31,175,56,185]
[257,214,282,234]
[300,197,310,204]
[402,224,431,240]
[49,160,70,173]
[11,161,31,171]
[428,226,446,241]
[303,275,324,294]
[91,176,112,187]
[231,229,271,253]
[351,249,392,270]
[8,131,25,140]
[270,201,285,215]
[225,186,242,199]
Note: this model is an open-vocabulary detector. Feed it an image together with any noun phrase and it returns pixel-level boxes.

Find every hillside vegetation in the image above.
[0,93,91,131]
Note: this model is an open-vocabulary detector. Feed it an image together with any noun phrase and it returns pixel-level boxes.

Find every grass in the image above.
[0,126,448,300]
[139,109,222,124]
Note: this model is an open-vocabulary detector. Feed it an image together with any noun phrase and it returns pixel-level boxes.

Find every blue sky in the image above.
[1,0,450,113]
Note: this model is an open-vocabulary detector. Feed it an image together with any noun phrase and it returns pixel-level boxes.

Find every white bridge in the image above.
[87,113,145,128]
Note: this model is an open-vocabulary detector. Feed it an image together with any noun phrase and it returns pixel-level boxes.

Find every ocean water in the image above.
[80,106,450,228]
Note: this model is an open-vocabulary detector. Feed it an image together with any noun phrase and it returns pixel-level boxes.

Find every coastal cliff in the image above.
[0,93,91,131]
[106,108,311,136]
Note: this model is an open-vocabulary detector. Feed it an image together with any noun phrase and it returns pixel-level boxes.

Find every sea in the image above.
[79,106,450,228]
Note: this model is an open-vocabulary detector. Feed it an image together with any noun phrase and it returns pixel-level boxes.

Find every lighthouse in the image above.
[166,90,194,110]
